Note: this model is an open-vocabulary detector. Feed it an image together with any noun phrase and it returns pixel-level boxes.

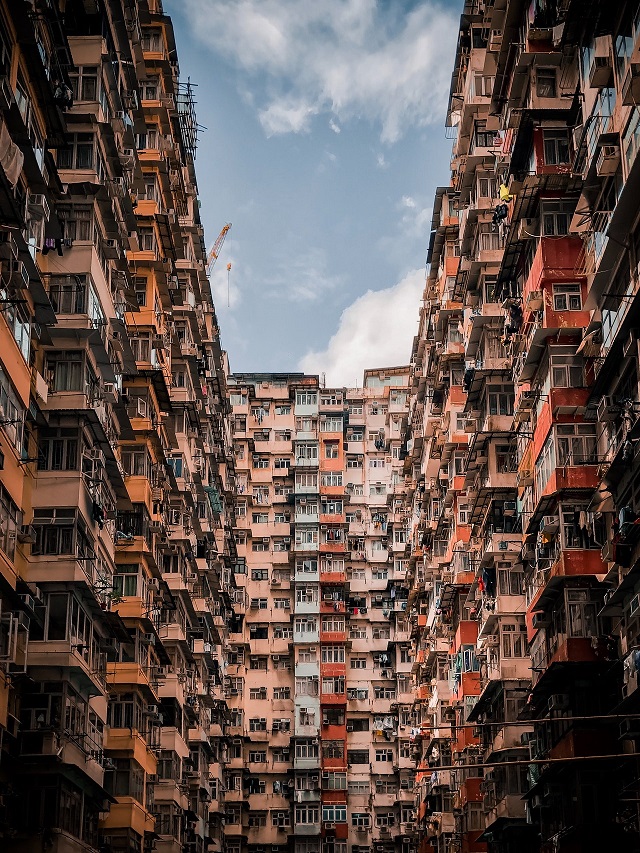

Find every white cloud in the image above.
[299,268,423,386]
[376,152,389,169]
[329,119,341,134]
[181,0,458,142]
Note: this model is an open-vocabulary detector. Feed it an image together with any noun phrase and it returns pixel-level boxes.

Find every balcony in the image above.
[27,640,106,697]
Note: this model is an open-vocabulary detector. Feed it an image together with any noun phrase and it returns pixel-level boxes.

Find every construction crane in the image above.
[206,223,231,275]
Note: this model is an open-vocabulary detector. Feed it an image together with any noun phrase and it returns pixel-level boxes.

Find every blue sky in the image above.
[166,0,460,385]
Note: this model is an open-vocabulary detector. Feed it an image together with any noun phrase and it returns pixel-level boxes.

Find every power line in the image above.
[412,712,640,731]
[415,752,640,773]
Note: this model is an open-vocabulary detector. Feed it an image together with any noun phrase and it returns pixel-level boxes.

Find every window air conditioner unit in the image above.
[548,694,569,712]
[532,612,551,629]
[597,395,619,422]
[596,144,620,176]
[517,218,538,240]
[28,193,50,220]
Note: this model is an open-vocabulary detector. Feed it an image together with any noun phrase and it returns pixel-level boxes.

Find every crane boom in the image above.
[206,223,232,274]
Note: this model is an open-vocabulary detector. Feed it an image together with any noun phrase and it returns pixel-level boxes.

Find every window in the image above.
[322,676,345,694]
[249,688,267,700]
[249,718,267,731]
[275,405,291,415]
[347,750,369,765]
[348,717,370,731]
[296,392,317,406]
[273,597,291,609]
[296,443,318,461]
[296,587,318,604]
[321,472,343,487]
[543,129,570,165]
[322,773,347,790]
[536,68,557,98]
[247,813,266,828]
[274,457,290,469]
[296,740,319,758]
[296,528,318,545]
[322,805,346,823]
[487,385,514,416]
[321,417,343,431]
[57,133,96,171]
[375,748,394,762]
[273,687,291,699]
[272,811,291,827]
[541,199,574,236]
[253,456,269,469]
[473,120,494,149]
[322,617,345,632]
[106,758,144,803]
[324,441,339,459]
[0,484,20,561]
[295,677,319,696]
[556,424,597,466]
[295,806,319,825]
[552,283,582,311]
[321,646,345,663]
[248,751,267,763]
[376,813,396,827]
[501,621,527,658]
[38,427,79,471]
[550,354,584,387]
[249,656,267,670]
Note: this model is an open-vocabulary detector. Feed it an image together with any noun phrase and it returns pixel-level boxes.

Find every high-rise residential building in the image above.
[227,370,415,853]
[0,2,235,853]
[7,2,640,853]
[405,2,640,853]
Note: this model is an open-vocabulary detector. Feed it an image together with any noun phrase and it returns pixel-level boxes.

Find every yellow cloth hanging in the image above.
[499,183,513,202]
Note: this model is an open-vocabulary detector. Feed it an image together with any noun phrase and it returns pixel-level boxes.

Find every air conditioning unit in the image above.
[17,524,36,544]
[488,29,502,50]
[517,218,539,240]
[596,144,621,176]
[548,694,569,712]
[144,704,159,716]
[28,193,50,220]
[503,501,517,514]
[541,515,559,533]
[517,469,533,487]
[532,611,551,629]
[622,61,640,106]
[589,53,613,89]
[597,395,619,422]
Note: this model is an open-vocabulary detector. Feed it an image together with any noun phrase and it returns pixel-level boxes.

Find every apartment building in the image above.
[227,370,415,853]
[405,1,640,853]
[0,2,236,853]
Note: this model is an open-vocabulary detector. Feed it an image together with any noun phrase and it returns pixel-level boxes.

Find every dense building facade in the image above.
[0,2,236,853]
[405,2,640,853]
[226,370,416,853]
[6,2,640,853]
